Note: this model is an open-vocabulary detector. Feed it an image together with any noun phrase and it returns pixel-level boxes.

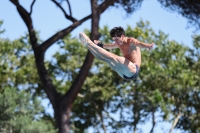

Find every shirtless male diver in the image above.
[79,26,154,80]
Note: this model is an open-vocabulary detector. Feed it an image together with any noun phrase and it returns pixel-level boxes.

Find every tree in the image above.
[0,87,56,133]
[1,18,200,132]
[175,34,200,133]
[0,25,41,96]
[116,22,200,133]
[4,0,200,132]
[67,22,200,132]
[7,0,144,132]
[47,30,124,132]
[51,22,200,133]
[0,27,56,132]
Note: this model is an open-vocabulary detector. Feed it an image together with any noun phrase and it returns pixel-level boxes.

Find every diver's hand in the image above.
[94,40,100,44]
[148,43,154,51]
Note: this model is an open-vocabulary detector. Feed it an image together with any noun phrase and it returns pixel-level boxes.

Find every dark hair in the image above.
[109,26,125,37]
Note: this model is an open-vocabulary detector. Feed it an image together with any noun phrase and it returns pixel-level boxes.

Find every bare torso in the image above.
[115,37,141,67]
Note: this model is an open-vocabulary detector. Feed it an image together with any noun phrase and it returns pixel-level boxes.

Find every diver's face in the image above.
[112,35,124,44]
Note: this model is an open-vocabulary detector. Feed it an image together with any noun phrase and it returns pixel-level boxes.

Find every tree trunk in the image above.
[54,101,72,133]
[54,0,101,132]
[9,0,117,132]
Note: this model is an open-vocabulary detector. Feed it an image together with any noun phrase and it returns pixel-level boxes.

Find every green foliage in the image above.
[46,34,89,94]
[0,30,46,98]
[0,31,43,97]
[68,20,200,132]
[0,23,56,132]
[1,19,200,132]
[124,20,200,132]
[0,87,57,133]
[0,21,5,34]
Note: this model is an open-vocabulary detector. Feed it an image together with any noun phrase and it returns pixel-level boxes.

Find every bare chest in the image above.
[118,43,136,55]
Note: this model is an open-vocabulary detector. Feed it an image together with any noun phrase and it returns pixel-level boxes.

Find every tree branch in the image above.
[100,112,107,133]
[150,107,156,133]
[10,0,38,48]
[39,0,117,53]
[29,0,36,15]
[169,111,182,133]
[133,90,140,133]
[98,0,116,13]
[39,14,91,52]
[61,0,99,106]
[10,0,60,108]
[66,0,72,16]
[34,50,61,108]
[60,0,118,105]
[51,0,77,22]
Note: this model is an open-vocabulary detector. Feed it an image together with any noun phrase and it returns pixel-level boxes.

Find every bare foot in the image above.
[79,33,90,47]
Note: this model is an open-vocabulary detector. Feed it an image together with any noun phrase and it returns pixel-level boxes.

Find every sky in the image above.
[0,0,197,132]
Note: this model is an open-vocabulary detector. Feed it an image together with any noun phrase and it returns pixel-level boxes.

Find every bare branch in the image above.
[95,107,107,133]
[51,0,77,22]
[169,112,182,133]
[10,0,38,49]
[30,0,36,15]
[41,0,117,52]
[150,108,156,133]
[39,14,91,52]
[66,0,72,16]
[99,0,117,13]
[10,0,32,30]
[100,112,107,133]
